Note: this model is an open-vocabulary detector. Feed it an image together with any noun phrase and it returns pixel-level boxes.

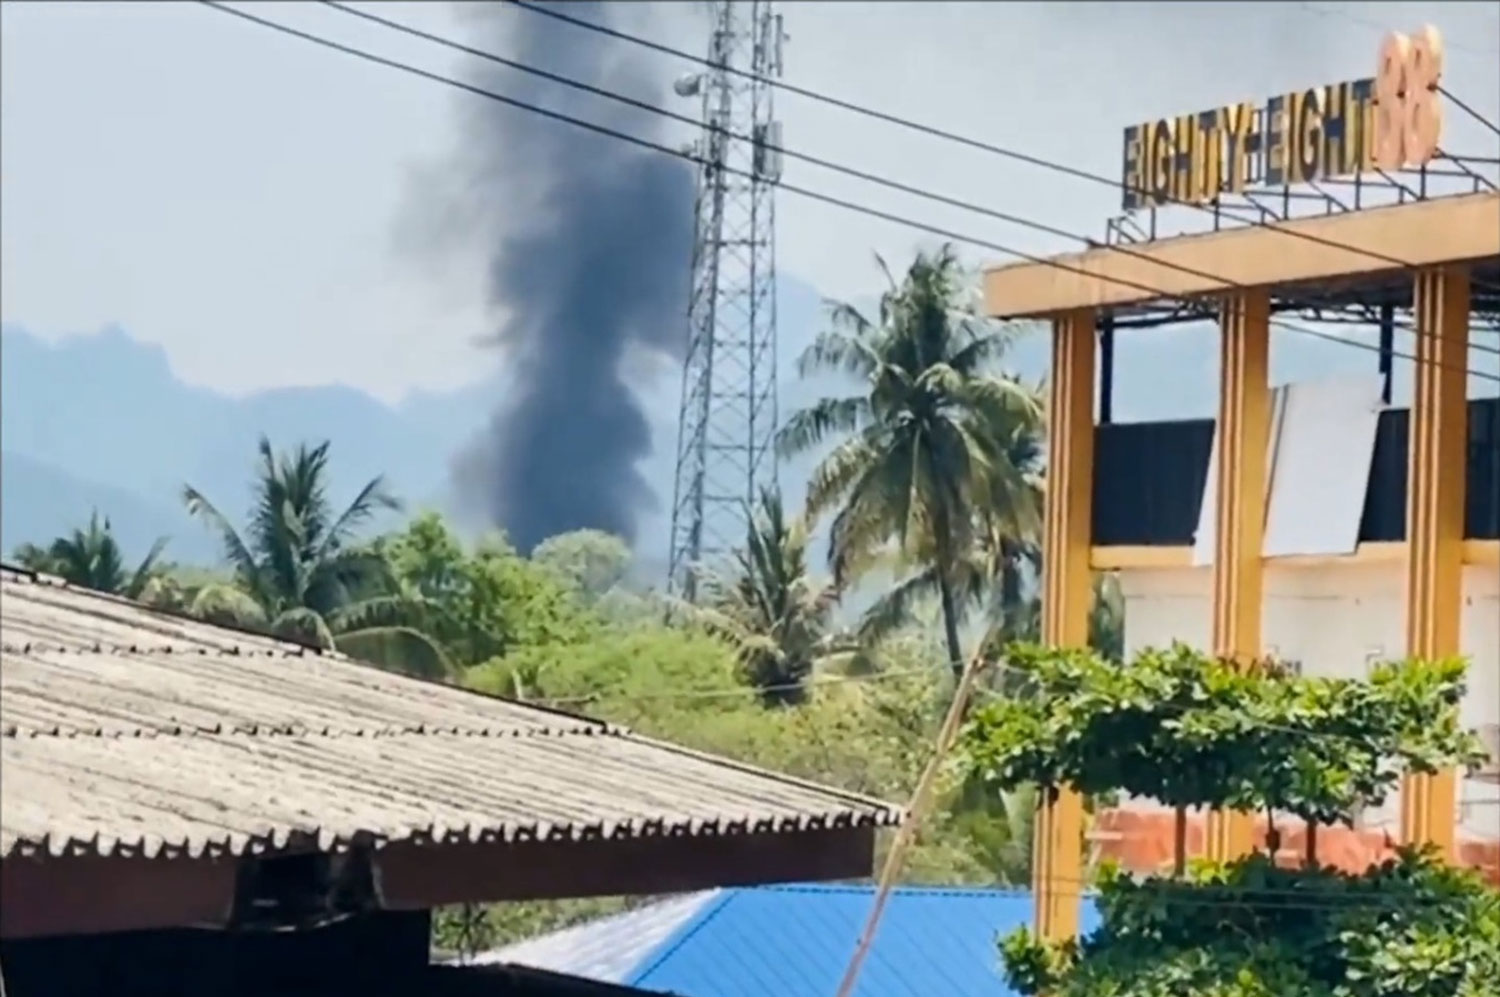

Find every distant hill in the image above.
[1,273,1394,571]
[0,450,219,564]
[0,322,494,565]
[0,278,831,569]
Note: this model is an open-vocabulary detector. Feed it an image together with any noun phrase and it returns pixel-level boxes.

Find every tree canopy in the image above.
[13,511,167,600]
[962,643,1487,825]
[777,245,1044,675]
[181,437,451,677]
[1001,849,1500,997]
[693,489,848,705]
[11,246,1490,993]
[962,642,1496,997]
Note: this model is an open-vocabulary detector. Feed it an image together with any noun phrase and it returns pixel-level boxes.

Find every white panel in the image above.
[1120,560,1500,845]
[1192,385,1288,567]
[1459,570,1500,735]
[1190,425,1220,567]
[1262,375,1384,558]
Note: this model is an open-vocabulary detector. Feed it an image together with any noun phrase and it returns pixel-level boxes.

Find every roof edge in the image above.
[621,731,906,820]
[0,563,619,736]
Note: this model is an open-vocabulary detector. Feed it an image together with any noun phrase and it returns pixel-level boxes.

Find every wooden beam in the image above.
[1401,265,1471,858]
[981,193,1499,318]
[1033,308,1095,942]
[1,826,877,939]
[1203,289,1270,863]
[0,853,237,939]
[1090,541,1500,570]
[377,826,876,910]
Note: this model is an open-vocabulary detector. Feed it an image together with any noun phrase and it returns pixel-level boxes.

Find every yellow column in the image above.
[1033,308,1095,942]
[1203,289,1270,863]
[1401,266,1470,858]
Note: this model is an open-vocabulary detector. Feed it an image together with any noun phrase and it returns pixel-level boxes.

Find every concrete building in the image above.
[980,21,1500,940]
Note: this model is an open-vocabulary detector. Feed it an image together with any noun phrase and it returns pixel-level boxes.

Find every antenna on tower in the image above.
[666,0,784,602]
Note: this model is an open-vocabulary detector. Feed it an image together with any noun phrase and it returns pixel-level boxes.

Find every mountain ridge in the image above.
[2,273,1384,569]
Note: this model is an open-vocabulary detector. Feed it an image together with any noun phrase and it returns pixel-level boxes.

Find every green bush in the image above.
[1001,848,1500,997]
[962,643,1486,826]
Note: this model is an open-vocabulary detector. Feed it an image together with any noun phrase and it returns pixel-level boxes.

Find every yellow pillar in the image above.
[1033,308,1095,942]
[1203,289,1270,863]
[1401,266,1470,858]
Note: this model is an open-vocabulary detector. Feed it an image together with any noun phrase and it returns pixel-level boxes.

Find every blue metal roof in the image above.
[493,884,1100,997]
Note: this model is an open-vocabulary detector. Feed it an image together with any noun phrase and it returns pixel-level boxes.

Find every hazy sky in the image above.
[3,0,1497,402]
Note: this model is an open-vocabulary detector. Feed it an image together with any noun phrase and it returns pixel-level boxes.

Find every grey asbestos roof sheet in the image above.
[0,566,900,861]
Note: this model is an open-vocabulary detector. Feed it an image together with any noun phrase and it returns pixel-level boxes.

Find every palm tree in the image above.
[948,781,1038,886]
[696,489,849,706]
[853,420,1044,653]
[988,573,1126,662]
[182,437,451,678]
[12,512,168,598]
[777,245,1044,678]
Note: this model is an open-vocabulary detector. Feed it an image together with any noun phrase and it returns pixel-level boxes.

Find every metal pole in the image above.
[1098,311,1116,425]
[1378,302,1395,404]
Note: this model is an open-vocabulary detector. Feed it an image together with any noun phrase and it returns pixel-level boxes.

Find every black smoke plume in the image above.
[440,2,694,552]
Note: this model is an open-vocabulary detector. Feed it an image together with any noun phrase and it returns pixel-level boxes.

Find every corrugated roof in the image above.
[0,566,901,860]
[489,884,1103,996]
[473,893,720,982]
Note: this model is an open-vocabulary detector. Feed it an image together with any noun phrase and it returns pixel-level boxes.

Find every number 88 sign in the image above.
[1373,26,1444,170]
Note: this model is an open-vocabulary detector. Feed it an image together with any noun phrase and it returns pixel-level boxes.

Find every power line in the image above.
[507,0,1500,291]
[189,5,1500,947]
[549,653,1489,761]
[199,2,1500,384]
[315,0,1500,364]
[538,661,942,708]
[1295,2,1500,60]
[544,659,1500,918]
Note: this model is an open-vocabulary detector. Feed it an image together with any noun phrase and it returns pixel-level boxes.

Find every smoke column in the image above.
[439,2,694,552]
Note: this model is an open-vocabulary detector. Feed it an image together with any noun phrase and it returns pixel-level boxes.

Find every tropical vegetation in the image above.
[999,846,1500,997]
[693,489,848,705]
[12,511,168,600]
[964,642,1496,997]
[777,245,1044,677]
[179,437,452,677]
[8,244,1492,990]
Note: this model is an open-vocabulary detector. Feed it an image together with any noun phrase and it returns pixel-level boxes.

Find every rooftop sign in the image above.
[1121,26,1445,212]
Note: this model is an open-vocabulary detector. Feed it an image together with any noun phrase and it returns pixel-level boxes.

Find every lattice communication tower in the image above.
[666,0,785,601]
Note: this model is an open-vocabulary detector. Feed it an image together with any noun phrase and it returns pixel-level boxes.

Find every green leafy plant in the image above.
[1000,849,1500,997]
[962,642,1495,997]
[691,489,849,706]
[181,437,452,677]
[776,244,1043,677]
[13,511,168,600]
[962,643,1486,828]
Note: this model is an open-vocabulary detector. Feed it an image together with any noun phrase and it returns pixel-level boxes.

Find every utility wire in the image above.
[535,646,1488,761]
[157,2,1500,759]
[198,2,1500,384]
[507,0,1500,291]
[538,660,946,707]
[1295,2,1500,61]
[317,0,1500,364]
[835,632,990,997]
[193,4,1500,954]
